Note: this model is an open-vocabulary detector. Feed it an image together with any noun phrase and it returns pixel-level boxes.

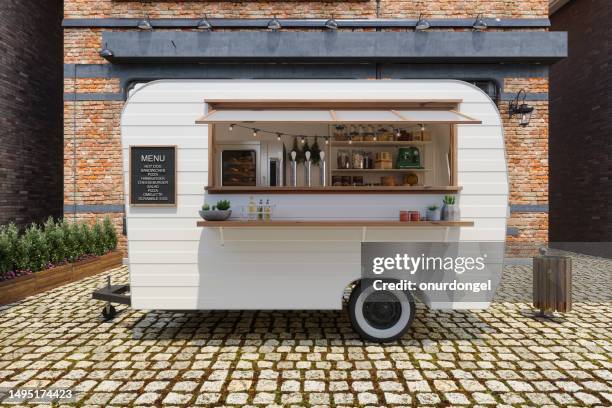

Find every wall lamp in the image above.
[415,14,430,31]
[197,15,212,31]
[472,13,487,31]
[99,43,113,58]
[325,15,339,31]
[509,89,534,127]
[137,15,153,30]
[267,16,282,31]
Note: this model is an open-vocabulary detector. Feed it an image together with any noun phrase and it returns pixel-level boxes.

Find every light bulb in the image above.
[229,124,234,132]
[325,137,329,145]
[277,133,282,141]
[300,136,305,144]
[420,124,426,132]
[253,129,258,137]
[396,128,401,138]
[348,136,353,145]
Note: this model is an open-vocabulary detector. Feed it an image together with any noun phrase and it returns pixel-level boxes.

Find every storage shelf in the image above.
[205,186,462,194]
[331,141,431,147]
[331,168,429,173]
[197,220,474,228]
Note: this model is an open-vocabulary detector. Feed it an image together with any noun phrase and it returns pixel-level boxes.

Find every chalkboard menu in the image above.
[130,146,176,206]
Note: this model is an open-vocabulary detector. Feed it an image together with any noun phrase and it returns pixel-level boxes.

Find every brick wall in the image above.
[63,0,551,257]
[0,0,63,227]
[550,0,612,248]
[64,0,548,19]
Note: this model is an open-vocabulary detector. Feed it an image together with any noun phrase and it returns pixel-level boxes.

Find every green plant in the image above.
[443,195,456,205]
[202,203,210,211]
[91,220,106,256]
[18,224,48,271]
[44,217,65,264]
[427,205,439,211]
[102,216,118,253]
[0,223,19,275]
[216,200,231,211]
[311,136,321,164]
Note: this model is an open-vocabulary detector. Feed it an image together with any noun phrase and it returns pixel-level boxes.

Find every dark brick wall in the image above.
[550,0,612,248]
[0,1,63,227]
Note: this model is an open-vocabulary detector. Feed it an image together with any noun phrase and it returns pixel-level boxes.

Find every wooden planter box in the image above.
[0,251,123,306]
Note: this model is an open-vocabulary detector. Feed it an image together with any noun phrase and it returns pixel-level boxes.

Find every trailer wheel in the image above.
[348,281,415,343]
[101,304,117,320]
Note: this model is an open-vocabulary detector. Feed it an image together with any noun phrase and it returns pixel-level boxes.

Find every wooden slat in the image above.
[197,220,474,228]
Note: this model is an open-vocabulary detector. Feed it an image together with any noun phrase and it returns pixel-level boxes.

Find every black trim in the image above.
[63,17,551,29]
[99,31,568,64]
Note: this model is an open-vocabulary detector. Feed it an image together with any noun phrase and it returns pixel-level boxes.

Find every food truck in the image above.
[97,79,508,342]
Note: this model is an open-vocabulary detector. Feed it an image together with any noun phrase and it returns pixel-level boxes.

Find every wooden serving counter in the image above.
[197,220,474,228]
[205,186,462,194]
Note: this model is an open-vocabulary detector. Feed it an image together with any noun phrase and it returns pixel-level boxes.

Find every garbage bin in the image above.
[533,250,572,315]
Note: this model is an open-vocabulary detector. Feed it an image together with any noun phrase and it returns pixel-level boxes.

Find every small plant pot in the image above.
[442,204,460,221]
[426,209,441,221]
[199,210,232,221]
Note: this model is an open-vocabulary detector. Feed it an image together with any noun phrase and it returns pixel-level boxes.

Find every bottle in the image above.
[257,199,264,220]
[248,196,256,221]
[264,199,271,220]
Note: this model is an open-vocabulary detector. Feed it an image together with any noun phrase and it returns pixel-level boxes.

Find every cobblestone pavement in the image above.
[0,253,611,407]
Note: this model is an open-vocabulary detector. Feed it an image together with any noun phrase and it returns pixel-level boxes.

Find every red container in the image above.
[399,211,410,222]
[409,211,420,222]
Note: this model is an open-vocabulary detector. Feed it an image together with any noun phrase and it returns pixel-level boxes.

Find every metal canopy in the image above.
[196,109,481,125]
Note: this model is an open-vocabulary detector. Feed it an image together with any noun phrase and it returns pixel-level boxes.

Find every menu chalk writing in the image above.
[130,146,176,206]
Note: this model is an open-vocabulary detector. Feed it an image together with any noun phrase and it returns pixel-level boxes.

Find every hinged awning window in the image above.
[196,109,481,125]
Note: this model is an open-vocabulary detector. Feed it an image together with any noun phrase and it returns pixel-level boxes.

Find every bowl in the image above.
[199,210,232,221]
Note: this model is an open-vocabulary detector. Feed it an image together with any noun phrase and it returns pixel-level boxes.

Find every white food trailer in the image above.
[96,80,508,342]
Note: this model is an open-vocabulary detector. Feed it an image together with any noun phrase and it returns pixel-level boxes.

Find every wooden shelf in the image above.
[205,186,462,194]
[197,220,474,228]
[331,168,429,173]
[331,141,431,147]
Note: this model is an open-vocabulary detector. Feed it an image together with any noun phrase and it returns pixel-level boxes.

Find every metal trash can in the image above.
[533,249,572,315]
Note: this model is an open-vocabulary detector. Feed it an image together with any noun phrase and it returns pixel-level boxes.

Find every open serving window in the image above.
[196,100,481,194]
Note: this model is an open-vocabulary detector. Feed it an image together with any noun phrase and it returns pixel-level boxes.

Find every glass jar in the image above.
[352,150,365,169]
[333,125,347,141]
[337,150,351,169]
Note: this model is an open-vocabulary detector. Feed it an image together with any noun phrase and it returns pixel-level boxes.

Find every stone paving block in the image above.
[0,259,609,407]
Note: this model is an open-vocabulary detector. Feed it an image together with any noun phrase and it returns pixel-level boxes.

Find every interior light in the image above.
[420,124,426,132]
[276,133,282,141]
[253,129,259,137]
[325,137,329,145]
[395,128,401,138]
[300,136,305,144]
[228,124,234,132]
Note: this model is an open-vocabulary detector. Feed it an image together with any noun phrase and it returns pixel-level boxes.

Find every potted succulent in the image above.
[442,195,460,221]
[200,200,232,221]
[426,205,441,221]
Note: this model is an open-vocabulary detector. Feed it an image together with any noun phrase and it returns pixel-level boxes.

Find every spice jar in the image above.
[399,211,410,222]
[409,211,421,222]
[337,150,351,169]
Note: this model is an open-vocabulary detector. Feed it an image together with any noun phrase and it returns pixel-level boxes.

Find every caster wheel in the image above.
[102,304,117,320]
[348,280,415,343]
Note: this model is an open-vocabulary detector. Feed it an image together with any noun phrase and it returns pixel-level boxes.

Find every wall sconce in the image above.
[509,89,534,127]
[267,16,282,31]
[137,15,153,30]
[415,14,430,31]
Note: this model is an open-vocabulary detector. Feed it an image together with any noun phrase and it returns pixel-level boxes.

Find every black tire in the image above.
[348,281,415,343]
[101,304,117,320]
